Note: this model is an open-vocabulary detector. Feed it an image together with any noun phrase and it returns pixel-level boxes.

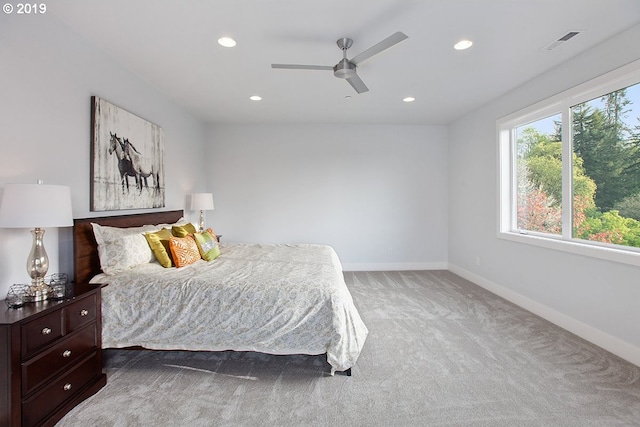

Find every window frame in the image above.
[498,59,640,267]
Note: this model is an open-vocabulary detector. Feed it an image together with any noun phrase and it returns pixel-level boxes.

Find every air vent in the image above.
[543,30,583,51]
[558,31,580,42]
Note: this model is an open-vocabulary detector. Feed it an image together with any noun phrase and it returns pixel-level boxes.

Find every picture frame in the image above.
[90,96,165,211]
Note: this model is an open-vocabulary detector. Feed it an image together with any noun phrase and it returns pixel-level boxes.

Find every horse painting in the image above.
[91,96,164,211]
[108,132,137,194]
[122,138,161,195]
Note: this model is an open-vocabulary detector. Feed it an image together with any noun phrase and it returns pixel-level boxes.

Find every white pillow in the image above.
[91,223,158,274]
[155,217,188,229]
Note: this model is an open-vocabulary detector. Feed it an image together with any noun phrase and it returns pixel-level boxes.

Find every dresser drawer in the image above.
[22,352,100,427]
[21,309,63,357]
[65,294,97,333]
[21,324,97,396]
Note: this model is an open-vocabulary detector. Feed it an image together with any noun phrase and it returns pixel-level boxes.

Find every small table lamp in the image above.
[0,182,73,301]
[190,193,214,232]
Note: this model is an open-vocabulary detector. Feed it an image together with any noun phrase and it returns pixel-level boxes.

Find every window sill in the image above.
[498,231,640,268]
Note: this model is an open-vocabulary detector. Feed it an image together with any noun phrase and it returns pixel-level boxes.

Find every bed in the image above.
[73,210,368,375]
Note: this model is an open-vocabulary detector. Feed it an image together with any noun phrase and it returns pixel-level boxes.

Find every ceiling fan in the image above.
[271,31,408,94]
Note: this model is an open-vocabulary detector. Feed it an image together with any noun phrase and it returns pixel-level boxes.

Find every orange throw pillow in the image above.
[169,235,200,268]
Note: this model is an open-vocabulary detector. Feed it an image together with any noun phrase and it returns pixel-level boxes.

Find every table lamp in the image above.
[0,181,73,301]
[190,193,214,232]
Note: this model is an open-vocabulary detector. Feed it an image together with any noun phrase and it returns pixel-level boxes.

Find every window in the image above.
[571,89,640,247]
[515,114,562,236]
[499,60,640,265]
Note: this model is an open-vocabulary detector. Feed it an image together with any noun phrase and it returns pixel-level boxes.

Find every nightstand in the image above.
[0,283,107,426]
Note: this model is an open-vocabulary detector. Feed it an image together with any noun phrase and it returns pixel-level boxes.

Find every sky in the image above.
[525,81,640,138]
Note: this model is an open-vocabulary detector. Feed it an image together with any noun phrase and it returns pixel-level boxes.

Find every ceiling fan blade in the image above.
[271,64,333,71]
[350,31,408,65]
[346,74,369,94]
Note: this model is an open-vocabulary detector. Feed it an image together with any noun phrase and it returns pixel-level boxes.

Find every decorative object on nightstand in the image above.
[48,273,70,300]
[190,192,214,232]
[0,181,73,301]
[5,284,31,308]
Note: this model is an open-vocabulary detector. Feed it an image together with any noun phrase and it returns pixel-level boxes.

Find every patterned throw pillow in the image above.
[92,223,156,274]
[169,235,201,267]
[193,230,221,261]
[206,227,219,242]
[144,228,174,268]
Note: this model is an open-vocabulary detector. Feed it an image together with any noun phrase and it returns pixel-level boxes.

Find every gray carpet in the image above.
[57,271,640,426]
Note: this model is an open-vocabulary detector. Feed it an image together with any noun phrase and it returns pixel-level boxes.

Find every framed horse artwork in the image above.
[90,96,165,211]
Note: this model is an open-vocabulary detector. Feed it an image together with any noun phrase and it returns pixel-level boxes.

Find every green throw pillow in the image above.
[172,223,197,237]
[144,228,174,267]
[193,230,221,261]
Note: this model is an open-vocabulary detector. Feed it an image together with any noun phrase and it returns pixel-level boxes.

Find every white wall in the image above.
[448,24,640,366]
[206,124,448,270]
[0,14,207,297]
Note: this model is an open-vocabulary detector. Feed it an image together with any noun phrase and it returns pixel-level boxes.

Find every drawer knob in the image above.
[62,349,72,358]
[41,327,52,335]
[80,309,89,316]
[63,383,72,391]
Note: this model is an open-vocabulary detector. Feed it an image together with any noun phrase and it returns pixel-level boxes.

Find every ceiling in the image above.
[51,0,640,126]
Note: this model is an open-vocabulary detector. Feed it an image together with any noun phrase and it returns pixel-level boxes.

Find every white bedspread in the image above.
[91,243,368,373]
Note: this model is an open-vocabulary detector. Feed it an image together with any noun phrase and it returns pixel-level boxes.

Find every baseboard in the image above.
[448,263,640,368]
[342,262,448,272]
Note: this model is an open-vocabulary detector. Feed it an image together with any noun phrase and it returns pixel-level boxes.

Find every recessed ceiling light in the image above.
[218,37,237,48]
[403,96,416,103]
[454,40,473,50]
[249,95,262,101]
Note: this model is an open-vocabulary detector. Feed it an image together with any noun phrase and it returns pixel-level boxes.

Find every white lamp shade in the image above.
[190,193,214,211]
[0,183,73,228]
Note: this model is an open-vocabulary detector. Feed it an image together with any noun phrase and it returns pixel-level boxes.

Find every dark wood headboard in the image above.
[73,210,184,284]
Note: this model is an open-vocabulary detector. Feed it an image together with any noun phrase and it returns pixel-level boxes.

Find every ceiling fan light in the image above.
[217,37,237,48]
[333,59,356,79]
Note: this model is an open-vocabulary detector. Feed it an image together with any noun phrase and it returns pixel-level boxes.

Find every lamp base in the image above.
[29,279,52,302]
[29,285,52,302]
[198,210,205,233]
[27,227,50,302]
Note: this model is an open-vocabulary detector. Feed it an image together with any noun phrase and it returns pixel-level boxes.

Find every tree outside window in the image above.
[512,81,640,249]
